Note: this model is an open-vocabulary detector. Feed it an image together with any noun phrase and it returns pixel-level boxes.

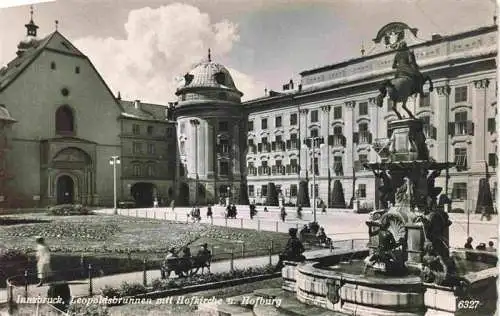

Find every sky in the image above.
[0,0,496,104]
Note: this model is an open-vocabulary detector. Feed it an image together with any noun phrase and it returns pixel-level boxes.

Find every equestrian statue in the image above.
[377,41,433,119]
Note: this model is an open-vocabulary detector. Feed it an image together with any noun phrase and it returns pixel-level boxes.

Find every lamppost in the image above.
[190,119,200,206]
[307,136,324,223]
[109,156,120,214]
[227,186,231,206]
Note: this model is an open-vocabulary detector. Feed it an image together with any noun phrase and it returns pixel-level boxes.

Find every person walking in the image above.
[280,206,287,222]
[206,204,213,220]
[35,237,51,287]
[296,205,302,220]
[170,200,175,212]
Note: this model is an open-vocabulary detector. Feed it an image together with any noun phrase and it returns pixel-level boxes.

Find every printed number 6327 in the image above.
[457,300,481,310]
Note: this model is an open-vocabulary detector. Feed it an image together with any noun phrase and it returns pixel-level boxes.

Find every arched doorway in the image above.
[57,175,74,204]
[131,183,155,207]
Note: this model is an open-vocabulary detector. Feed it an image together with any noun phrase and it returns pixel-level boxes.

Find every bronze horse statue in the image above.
[376,41,433,119]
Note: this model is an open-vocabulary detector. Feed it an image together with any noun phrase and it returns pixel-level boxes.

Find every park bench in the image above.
[300,232,332,248]
[160,253,212,279]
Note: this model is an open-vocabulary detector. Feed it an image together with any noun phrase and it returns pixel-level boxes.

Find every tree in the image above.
[266,182,279,206]
[239,182,249,205]
[331,180,346,208]
[297,180,310,207]
[475,178,496,214]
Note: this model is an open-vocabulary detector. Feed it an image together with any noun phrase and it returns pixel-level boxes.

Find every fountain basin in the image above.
[283,250,497,316]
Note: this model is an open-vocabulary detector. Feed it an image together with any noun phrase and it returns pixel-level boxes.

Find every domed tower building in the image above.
[175,51,247,206]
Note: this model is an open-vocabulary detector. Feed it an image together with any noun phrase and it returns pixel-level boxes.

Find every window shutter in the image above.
[431,126,437,140]
[258,166,262,175]
[258,143,262,152]
[488,153,497,168]
[368,133,372,144]
[341,136,347,147]
[328,135,333,146]
[286,140,291,149]
[271,165,276,174]
[286,165,291,174]
[448,122,455,137]
[488,118,496,133]
[353,132,359,144]
[467,121,474,136]
[271,142,276,151]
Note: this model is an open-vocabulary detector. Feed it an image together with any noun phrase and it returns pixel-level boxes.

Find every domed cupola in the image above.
[175,49,243,106]
[16,5,39,57]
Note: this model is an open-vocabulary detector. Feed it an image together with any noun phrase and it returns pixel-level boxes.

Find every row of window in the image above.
[179,121,230,135]
[131,163,156,177]
[132,142,156,155]
[178,161,231,177]
[50,61,80,74]
[248,184,298,197]
[132,124,174,137]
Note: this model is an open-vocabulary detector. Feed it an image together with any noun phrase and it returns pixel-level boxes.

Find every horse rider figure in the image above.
[392,41,425,98]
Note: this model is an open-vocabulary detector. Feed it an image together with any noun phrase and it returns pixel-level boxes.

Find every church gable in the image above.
[44,32,85,57]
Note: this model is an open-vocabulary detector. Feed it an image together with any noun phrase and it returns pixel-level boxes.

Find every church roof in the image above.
[0,30,124,112]
[119,100,171,122]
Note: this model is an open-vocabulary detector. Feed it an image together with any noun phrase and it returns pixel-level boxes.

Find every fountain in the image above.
[196,39,498,316]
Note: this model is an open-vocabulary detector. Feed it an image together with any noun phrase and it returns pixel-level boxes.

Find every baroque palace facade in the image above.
[0,12,177,207]
[244,22,497,212]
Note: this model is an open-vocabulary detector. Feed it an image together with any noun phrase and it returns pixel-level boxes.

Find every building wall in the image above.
[0,49,122,205]
[245,26,497,212]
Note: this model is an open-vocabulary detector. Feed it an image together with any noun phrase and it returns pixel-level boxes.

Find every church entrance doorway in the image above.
[57,175,74,204]
[131,182,155,207]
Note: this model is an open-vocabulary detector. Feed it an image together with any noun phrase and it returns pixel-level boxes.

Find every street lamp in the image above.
[109,156,121,214]
[190,119,200,206]
[307,136,324,223]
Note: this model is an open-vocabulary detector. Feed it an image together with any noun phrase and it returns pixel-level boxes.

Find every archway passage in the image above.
[131,182,155,207]
[57,175,74,204]
[178,182,190,206]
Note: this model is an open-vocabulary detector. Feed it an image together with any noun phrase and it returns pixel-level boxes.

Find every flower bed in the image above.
[47,204,93,216]
[101,265,277,302]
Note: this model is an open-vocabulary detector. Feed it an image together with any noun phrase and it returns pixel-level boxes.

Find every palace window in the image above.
[311,184,319,197]
[219,139,230,153]
[275,116,282,128]
[248,185,255,197]
[358,102,368,116]
[132,124,140,135]
[358,184,366,198]
[290,113,298,125]
[488,153,497,168]
[452,182,467,200]
[261,118,268,130]
[75,66,80,74]
[455,86,468,103]
[454,111,468,135]
[454,148,468,171]
[261,185,268,197]
[311,110,319,123]
[147,143,155,155]
[248,120,254,131]
[147,164,155,177]
[133,164,142,177]
[50,61,56,70]
[313,157,319,175]
[358,123,370,144]
[333,106,342,119]
[310,128,319,138]
[133,142,142,154]
[55,105,74,134]
[333,126,342,135]
[147,125,153,135]
[290,184,298,197]
[220,161,229,175]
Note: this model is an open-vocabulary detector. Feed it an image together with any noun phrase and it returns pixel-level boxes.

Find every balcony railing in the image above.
[286,140,300,150]
[328,135,346,147]
[271,165,286,175]
[257,166,271,176]
[449,121,474,137]
[285,165,299,175]
[358,131,372,144]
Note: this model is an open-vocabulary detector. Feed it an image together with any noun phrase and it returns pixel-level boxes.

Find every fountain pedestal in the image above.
[405,224,425,270]
[388,119,428,161]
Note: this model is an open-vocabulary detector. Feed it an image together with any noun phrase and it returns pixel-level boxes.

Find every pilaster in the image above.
[435,84,451,162]
[320,105,330,176]
[344,101,356,178]
[471,79,489,171]
[299,108,309,179]
[368,97,378,162]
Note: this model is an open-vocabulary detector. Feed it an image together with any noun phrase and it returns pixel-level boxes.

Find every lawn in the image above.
[0,213,289,284]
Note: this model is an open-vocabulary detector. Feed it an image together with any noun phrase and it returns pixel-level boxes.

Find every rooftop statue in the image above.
[376,41,433,119]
